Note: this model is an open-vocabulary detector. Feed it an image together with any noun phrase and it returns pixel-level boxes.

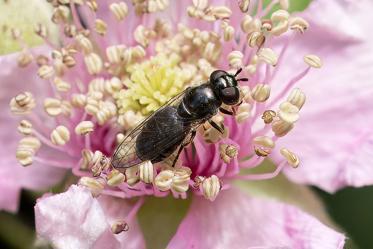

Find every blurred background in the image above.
[0,0,372,248]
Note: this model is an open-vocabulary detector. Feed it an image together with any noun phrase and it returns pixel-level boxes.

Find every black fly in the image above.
[111,68,248,170]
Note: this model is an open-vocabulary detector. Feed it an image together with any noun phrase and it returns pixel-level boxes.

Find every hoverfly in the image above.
[111,68,248,170]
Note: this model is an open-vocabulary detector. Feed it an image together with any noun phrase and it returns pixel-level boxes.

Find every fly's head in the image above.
[210,68,248,106]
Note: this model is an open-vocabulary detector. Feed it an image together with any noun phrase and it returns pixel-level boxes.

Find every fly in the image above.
[111,68,248,170]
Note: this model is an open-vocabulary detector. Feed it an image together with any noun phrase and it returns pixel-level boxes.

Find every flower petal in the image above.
[271,0,373,192]
[35,185,145,249]
[168,188,345,249]
[0,49,65,212]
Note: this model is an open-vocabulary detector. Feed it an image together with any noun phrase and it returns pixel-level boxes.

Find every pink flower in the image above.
[4,0,372,247]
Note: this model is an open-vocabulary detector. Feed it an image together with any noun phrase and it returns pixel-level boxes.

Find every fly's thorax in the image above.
[178,84,221,120]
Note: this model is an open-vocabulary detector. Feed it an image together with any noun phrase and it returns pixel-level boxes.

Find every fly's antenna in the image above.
[234,67,243,77]
[233,68,249,82]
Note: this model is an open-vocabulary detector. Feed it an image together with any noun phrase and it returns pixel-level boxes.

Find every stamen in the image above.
[261,110,276,124]
[50,125,70,146]
[201,175,221,201]
[219,144,238,164]
[257,48,278,66]
[109,2,128,21]
[107,169,126,187]
[17,120,33,135]
[78,176,106,197]
[304,54,323,68]
[111,220,129,234]
[280,148,300,168]
[278,101,299,124]
[10,92,36,115]
[75,121,94,135]
[139,161,154,184]
[251,83,271,102]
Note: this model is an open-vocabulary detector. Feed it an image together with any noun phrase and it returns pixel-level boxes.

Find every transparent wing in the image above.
[111,87,203,169]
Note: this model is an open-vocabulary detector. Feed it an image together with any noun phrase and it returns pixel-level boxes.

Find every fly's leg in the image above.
[171,130,197,167]
[219,107,234,116]
[208,119,224,134]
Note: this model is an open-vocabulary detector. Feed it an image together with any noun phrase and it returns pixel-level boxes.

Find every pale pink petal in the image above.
[270,0,373,192]
[0,49,65,212]
[168,188,345,249]
[35,185,145,249]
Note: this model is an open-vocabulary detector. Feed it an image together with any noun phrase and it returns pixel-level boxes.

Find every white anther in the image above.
[154,170,174,191]
[171,167,191,193]
[76,34,93,54]
[257,48,278,66]
[272,119,294,137]
[18,120,33,135]
[50,125,70,145]
[71,94,87,108]
[52,6,70,24]
[117,111,143,129]
[80,149,93,170]
[106,45,126,64]
[10,92,36,115]
[44,98,62,116]
[111,220,129,234]
[53,77,71,92]
[219,144,238,164]
[280,148,300,168]
[88,78,105,93]
[304,54,322,68]
[210,6,232,19]
[253,136,275,149]
[107,169,126,186]
[125,166,140,186]
[75,121,94,135]
[235,103,252,123]
[37,65,55,79]
[139,161,154,184]
[278,101,300,123]
[251,84,271,102]
[289,17,309,33]
[85,98,100,115]
[16,137,41,166]
[228,51,243,68]
[110,2,128,21]
[105,77,122,95]
[84,53,103,75]
[241,16,261,34]
[16,148,33,166]
[223,25,234,41]
[86,0,98,11]
[202,175,221,201]
[271,9,289,23]
[239,0,250,12]
[287,88,306,110]
[79,177,106,197]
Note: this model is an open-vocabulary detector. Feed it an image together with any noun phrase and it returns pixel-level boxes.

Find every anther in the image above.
[287,88,306,110]
[107,169,126,187]
[280,148,300,168]
[139,161,154,184]
[257,48,278,66]
[290,17,309,33]
[125,166,140,186]
[10,92,36,115]
[53,77,71,92]
[239,0,250,13]
[111,220,129,234]
[44,98,62,116]
[304,54,322,68]
[50,125,70,145]
[235,103,252,123]
[228,51,243,68]
[78,177,106,197]
[75,121,94,135]
[18,120,33,135]
[84,53,103,75]
[202,175,221,201]
[262,110,276,124]
[154,170,174,191]
[171,166,192,193]
[37,65,55,79]
[95,19,107,36]
[219,144,238,164]
[251,84,271,102]
[278,101,299,124]
[272,119,294,137]
[110,2,128,21]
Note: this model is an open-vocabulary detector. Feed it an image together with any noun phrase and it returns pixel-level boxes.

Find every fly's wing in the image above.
[111,87,200,169]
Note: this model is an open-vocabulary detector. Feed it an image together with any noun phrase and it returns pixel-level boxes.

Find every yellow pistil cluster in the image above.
[115,53,190,115]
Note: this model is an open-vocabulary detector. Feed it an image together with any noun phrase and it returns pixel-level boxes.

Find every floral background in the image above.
[0,0,373,248]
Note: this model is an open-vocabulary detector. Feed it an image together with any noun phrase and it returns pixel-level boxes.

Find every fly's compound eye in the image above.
[220,86,240,105]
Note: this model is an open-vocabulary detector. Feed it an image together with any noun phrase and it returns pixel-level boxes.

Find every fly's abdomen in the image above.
[135,106,190,163]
